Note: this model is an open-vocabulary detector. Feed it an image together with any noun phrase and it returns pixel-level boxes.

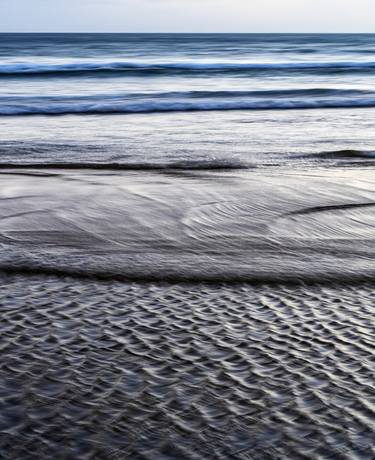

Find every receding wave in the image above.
[2,88,375,115]
[3,60,375,76]
[0,264,373,285]
[0,159,250,171]
[0,151,374,172]
[296,149,375,160]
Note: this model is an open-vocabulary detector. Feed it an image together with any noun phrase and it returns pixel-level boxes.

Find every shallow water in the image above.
[0,168,374,283]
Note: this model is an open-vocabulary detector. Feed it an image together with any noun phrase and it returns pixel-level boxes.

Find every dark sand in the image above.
[0,275,374,459]
[0,168,374,459]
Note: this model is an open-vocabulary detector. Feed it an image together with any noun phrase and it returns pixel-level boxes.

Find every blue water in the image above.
[0,33,375,168]
[2,34,375,113]
[0,34,375,167]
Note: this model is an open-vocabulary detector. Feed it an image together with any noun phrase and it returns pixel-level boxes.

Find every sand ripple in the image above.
[0,275,374,459]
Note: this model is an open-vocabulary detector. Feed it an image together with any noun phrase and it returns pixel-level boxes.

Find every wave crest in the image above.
[2,88,375,115]
[2,60,375,76]
[0,159,250,171]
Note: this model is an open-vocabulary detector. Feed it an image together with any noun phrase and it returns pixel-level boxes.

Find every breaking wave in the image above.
[0,159,250,171]
[2,88,375,115]
[296,149,375,160]
[0,150,373,172]
[3,60,375,76]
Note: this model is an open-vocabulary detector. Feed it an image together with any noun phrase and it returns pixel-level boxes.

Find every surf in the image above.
[2,60,375,76]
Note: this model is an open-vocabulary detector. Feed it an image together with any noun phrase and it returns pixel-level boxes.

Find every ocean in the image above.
[2,33,375,168]
[0,33,374,459]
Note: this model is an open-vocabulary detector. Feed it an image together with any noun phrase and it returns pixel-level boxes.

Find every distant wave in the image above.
[2,88,375,115]
[2,88,368,100]
[2,60,375,76]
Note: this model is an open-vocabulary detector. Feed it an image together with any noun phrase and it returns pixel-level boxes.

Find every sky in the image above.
[1,0,375,33]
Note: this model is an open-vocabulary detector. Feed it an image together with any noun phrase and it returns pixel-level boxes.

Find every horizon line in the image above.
[1,31,375,34]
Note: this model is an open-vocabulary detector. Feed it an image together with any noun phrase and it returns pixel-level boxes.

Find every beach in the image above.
[0,274,374,459]
[0,33,375,458]
[0,166,374,458]
[0,167,374,283]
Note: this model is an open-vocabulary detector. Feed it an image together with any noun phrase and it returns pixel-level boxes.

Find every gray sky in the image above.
[1,0,375,33]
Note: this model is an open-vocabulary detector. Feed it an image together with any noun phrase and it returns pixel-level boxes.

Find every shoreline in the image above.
[0,167,374,284]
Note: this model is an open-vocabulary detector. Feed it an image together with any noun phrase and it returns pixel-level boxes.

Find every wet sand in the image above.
[0,167,374,458]
[0,167,375,283]
[0,275,374,459]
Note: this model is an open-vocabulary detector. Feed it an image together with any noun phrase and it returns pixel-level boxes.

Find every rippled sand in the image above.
[0,275,374,459]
